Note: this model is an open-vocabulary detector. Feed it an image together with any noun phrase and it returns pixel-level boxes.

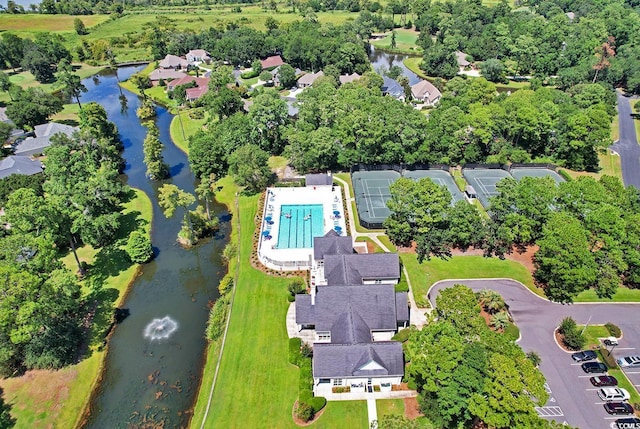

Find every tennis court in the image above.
[462,168,513,208]
[403,169,465,204]
[510,168,565,184]
[352,170,401,229]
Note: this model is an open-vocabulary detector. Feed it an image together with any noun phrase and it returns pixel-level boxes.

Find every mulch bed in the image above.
[403,396,423,419]
[291,400,327,426]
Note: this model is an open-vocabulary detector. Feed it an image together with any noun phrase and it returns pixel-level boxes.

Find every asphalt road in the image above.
[610,92,640,189]
[428,279,640,429]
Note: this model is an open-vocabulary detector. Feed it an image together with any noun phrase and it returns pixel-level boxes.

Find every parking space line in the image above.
[615,347,636,350]
[578,375,594,378]
[624,371,640,374]
[535,406,563,417]
[586,388,599,391]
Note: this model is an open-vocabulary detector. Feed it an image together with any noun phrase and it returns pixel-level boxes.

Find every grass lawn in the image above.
[578,325,610,349]
[561,152,622,182]
[0,188,152,429]
[402,253,540,307]
[355,236,384,253]
[611,113,620,141]
[574,287,640,303]
[194,177,366,427]
[0,14,109,33]
[372,29,422,54]
[268,155,289,172]
[169,109,207,155]
[377,399,405,418]
[377,235,397,252]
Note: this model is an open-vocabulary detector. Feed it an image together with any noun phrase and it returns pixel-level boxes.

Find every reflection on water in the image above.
[368,46,422,85]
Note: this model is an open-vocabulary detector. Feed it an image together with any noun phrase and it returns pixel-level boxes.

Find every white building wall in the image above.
[313,376,403,397]
[371,331,395,342]
[362,278,399,285]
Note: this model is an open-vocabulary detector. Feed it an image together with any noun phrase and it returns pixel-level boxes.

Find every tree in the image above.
[142,122,169,180]
[478,289,506,314]
[158,184,196,244]
[73,18,87,35]
[1,33,24,70]
[421,43,459,79]
[137,98,156,120]
[592,36,615,83]
[205,86,243,119]
[490,312,510,331]
[55,58,87,109]
[125,230,153,264]
[265,16,279,31]
[5,87,63,129]
[78,102,121,150]
[0,71,16,101]
[228,144,274,194]
[195,174,216,221]
[391,30,397,49]
[480,58,505,83]
[251,59,263,75]
[277,64,297,88]
[248,90,289,154]
[208,65,235,91]
[130,73,152,95]
[435,284,483,333]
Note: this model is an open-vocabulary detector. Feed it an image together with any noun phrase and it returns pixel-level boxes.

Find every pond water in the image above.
[79,66,228,428]
[368,46,422,86]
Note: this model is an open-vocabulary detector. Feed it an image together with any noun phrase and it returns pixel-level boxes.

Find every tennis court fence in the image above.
[350,163,449,174]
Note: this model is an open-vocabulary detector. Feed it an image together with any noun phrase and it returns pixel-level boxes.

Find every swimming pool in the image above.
[277,204,324,249]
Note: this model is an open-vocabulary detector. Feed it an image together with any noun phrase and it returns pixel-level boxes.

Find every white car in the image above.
[617,355,640,368]
[598,387,630,401]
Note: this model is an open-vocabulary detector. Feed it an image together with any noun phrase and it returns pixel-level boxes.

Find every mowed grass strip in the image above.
[0,188,152,429]
[0,14,109,32]
[199,178,366,428]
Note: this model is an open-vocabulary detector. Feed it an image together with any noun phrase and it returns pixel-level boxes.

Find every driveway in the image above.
[428,279,640,429]
[610,91,640,189]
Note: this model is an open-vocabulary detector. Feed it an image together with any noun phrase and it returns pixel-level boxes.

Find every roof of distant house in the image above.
[296,284,407,331]
[261,55,285,69]
[324,253,400,285]
[297,71,324,86]
[0,156,43,179]
[149,68,188,81]
[14,122,77,156]
[455,51,471,67]
[158,54,189,69]
[313,342,404,378]
[381,76,404,98]
[313,230,353,260]
[34,122,76,139]
[167,75,209,90]
[185,85,209,101]
[306,173,333,187]
[187,49,210,59]
[411,79,442,103]
[339,73,361,85]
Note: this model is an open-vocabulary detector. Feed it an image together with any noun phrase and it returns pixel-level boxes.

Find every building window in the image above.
[317,331,331,341]
[333,379,343,386]
[375,279,382,284]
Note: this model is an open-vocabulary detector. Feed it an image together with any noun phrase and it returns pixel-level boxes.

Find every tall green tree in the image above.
[55,58,87,109]
[142,122,169,180]
[5,87,63,129]
[158,184,196,244]
[228,144,274,194]
[248,90,288,154]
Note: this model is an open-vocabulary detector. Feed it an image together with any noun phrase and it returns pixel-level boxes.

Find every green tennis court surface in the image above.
[462,168,512,208]
[403,169,465,203]
[352,170,400,228]
[510,168,565,184]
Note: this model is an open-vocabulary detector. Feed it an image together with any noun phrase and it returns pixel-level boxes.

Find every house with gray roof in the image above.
[381,76,405,100]
[411,79,442,106]
[298,71,324,88]
[0,156,43,179]
[321,253,400,286]
[14,122,77,156]
[158,54,189,70]
[313,230,353,261]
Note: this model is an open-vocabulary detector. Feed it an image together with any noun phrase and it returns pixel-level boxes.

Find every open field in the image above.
[562,152,622,181]
[194,177,367,427]
[0,189,152,429]
[372,28,422,54]
[169,110,206,155]
[0,14,109,33]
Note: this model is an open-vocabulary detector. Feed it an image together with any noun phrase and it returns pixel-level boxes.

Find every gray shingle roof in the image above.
[313,342,404,378]
[324,253,400,285]
[299,284,400,332]
[306,173,333,186]
[395,292,409,322]
[0,156,43,179]
[331,305,372,344]
[313,230,353,260]
[14,122,77,156]
[381,76,404,99]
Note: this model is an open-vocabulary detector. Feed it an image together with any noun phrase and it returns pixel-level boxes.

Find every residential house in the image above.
[318,253,400,286]
[158,54,189,70]
[455,51,471,72]
[185,86,209,102]
[339,73,361,85]
[411,79,442,106]
[14,122,77,156]
[261,55,285,70]
[186,49,211,64]
[149,68,188,82]
[297,71,324,88]
[166,76,209,91]
[0,156,43,179]
[381,76,405,100]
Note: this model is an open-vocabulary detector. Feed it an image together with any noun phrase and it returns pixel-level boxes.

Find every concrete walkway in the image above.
[367,399,377,429]
[285,303,315,344]
[333,176,428,328]
[325,389,418,401]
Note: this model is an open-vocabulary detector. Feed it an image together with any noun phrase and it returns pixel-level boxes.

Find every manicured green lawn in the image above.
[195,177,366,427]
[609,367,640,403]
[377,235,397,252]
[169,110,207,155]
[578,325,610,348]
[561,152,622,181]
[611,113,620,141]
[372,29,422,54]
[0,189,152,429]
[355,236,384,253]
[403,254,541,307]
[574,287,640,303]
[377,399,405,418]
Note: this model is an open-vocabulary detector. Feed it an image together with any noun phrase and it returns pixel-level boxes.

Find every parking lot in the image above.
[428,279,640,429]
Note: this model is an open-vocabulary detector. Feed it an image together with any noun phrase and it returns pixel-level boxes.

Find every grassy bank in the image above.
[169,110,207,155]
[0,188,152,429]
[562,152,623,181]
[372,29,422,54]
[192,177,367,428]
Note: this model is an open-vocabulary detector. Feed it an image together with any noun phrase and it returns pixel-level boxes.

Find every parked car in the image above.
[582,362,608,373]
[590,375,618,387]
[604,337,619,346]
[572,350,597,362]
[598,387,630,401]
[605,402,634,415]
[617,355,640,368]
[615,417,640,428]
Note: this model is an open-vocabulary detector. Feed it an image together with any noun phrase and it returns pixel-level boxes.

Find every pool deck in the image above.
[258,186,347,271]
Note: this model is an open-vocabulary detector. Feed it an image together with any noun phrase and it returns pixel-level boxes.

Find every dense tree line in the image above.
[406,284,549,429]
[384,173,640,302]
[0,33,71,83]
[416,0,640,93]
[0,103,127,376]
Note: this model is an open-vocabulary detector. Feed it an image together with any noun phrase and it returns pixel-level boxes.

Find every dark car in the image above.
[616,417,640,428]
[590,375,618,386]
[582,362,608,373]
[572,350,597,362]
[605,402,634,415]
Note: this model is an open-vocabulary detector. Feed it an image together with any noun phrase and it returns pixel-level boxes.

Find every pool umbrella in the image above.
[333,210,340,216]
[334,226,342,231]
[262,231,270,237]
[265,216,272,221]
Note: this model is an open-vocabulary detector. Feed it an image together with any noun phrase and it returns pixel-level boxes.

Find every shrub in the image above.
[395,280,409,292]
[332,386,351,393]
[299,357,313,391]
[599,346,618,368]
[287,294,296,302]
[125,230,153,263]
[558,316,576,335]
[222,242,237,264]
[605,322,621,338]
[217,274,234,296]
[526,351,541,367]
[308,396,326,413]
[301,342,313,358]
[503,322,520,341]
[295,401,314,422]
[392,328,411,342]
[289,337,301,365]
[288,279,306,296]
[563,328,586,350]
[206,297,229,341]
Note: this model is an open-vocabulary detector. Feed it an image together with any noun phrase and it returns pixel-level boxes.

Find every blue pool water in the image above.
[277,204,324,249]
